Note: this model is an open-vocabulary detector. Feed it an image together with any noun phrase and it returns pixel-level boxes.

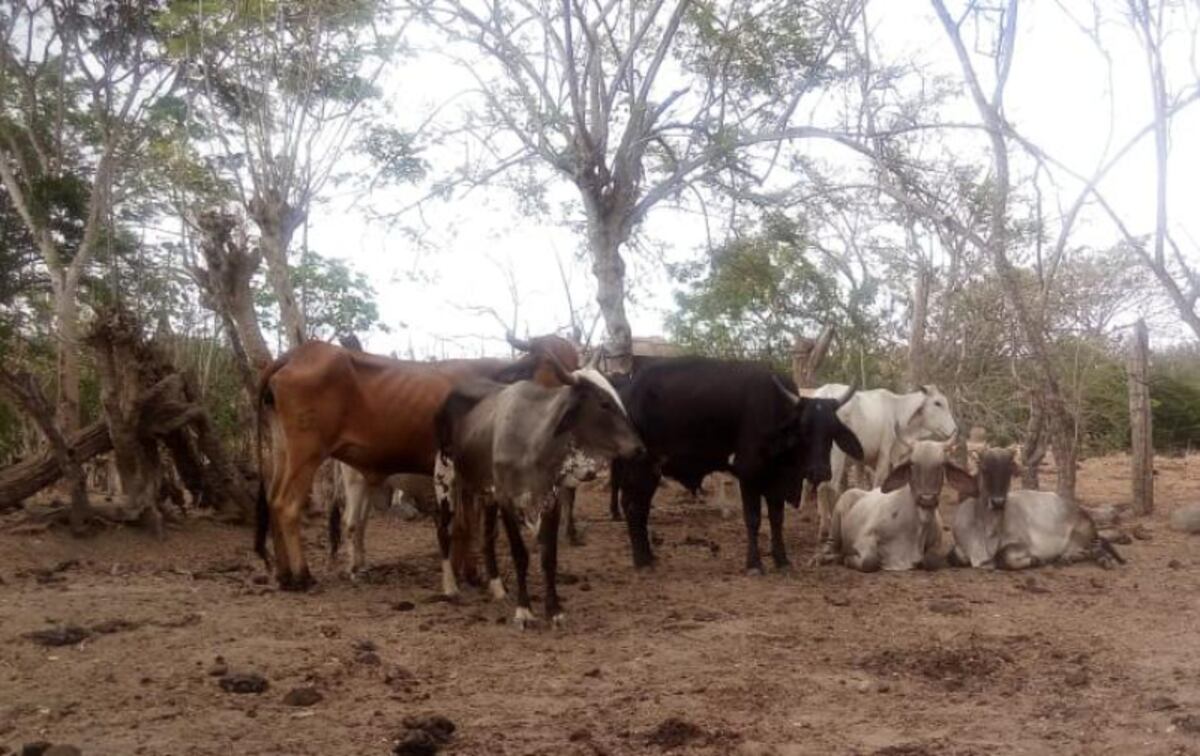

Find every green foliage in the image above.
[359,125,426,185]
[255,251,383,341]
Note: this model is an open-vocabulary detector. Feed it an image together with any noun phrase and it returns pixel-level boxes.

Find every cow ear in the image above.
[944,462,979,497]
[881,463,912,493]
[919,385,930,395]
[834,424,864,462]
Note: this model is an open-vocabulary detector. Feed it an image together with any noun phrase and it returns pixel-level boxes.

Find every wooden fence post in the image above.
[1127,319,1153,515]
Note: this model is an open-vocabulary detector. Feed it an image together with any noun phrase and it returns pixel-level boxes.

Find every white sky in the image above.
[306,1,1200,358]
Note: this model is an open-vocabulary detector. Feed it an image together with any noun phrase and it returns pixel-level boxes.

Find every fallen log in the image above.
[0,421,112,511]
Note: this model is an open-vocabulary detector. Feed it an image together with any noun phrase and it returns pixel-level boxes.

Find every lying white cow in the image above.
[949,447,1124,570]
[803,384,958,545]
[820,440,973,571]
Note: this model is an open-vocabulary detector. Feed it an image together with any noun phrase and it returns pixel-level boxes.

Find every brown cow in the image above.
[255,334,579,590]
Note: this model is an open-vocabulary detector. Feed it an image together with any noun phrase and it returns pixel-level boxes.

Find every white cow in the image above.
[803,384,958,546]
[820,439,973,571]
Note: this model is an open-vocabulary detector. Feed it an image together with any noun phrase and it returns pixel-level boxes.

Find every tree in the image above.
[179,0,406,353]
[0,1,181,431]
[415,0,868,370]
[667,213,870,368]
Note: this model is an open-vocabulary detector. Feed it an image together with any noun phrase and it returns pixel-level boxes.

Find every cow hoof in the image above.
[745,566,765,577]
[279,572,316,592]
[488,577,508,601]
[551,613,567,630]
[512,607,537,630]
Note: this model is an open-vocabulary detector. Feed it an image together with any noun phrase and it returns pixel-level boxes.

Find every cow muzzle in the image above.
[988,496,1007,511]
[916,494,940,509]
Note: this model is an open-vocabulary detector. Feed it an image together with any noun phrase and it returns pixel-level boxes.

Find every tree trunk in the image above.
[907,262,930,388]
[248,195,307,351]
[1127,319,1154,515]
[1021,396,1049,490]
[192,210,273,377]
[53,279,82,433]
[0,420,111,511]
[587,218,633,373]
[791,326,835,388]
[0,366,94,532]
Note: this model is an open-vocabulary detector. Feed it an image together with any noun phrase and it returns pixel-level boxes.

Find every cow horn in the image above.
[506,331,533,352]
[543,347,578,386]
[772,376,801,405]
[837,381,858,408]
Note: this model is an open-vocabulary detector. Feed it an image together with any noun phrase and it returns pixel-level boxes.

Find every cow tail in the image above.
[254,354,290,567]
[328,498,343,558]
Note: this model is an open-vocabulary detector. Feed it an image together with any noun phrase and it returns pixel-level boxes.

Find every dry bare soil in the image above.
[2,454,1200,756]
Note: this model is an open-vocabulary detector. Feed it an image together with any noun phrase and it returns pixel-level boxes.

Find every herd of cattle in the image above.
[254,334,1122,627]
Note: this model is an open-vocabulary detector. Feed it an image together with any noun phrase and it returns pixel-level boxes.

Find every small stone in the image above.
[1132,524,1153,541]
[353,639,377,653]
[1065,669,1089,688]
[1168,559,1183,570]
[218,672,269,694]
[43,747,82,756]
[392,601,416,612]
[250,575,269,585]
[1106,530,1133,546]
[569,729,591,742]
[282,687,323,707]
[25,626,90,647]
[823,594,850,607]
[401,715,456,743]
[356,651,382,666]
[21,743,52,756]
[208,656,228,676]
[583,668,602,678]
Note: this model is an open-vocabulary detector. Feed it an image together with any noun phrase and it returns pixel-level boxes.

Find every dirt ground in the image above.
[2,454,1199,756]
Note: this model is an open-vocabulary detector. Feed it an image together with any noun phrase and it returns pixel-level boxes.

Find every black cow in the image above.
[614,357,864,572]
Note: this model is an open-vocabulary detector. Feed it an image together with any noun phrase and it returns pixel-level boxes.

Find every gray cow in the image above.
[949,447,1123,570]
[819,439,974,571]
[434,362,643,628]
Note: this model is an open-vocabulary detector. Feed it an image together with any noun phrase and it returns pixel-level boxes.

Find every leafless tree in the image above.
[412,0,868,369]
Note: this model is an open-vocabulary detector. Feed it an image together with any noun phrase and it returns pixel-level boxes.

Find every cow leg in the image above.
[349,483,387,576]
[765,494,790,570]
[560,487,585,546]
[740,481,765,575]
[337,469,370,577]
[818,447,847,542]
[609,460,624,521]
[621,463,660,568]
[499,507,534,628]
[483,501,506,600]
[539,498,565,627]
[844,541,881,573]
[273,458,320,591]
[433,456,459,597]
[996,543,1040,570]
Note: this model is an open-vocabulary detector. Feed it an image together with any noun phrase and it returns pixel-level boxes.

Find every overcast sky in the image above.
[305,1,1200,359]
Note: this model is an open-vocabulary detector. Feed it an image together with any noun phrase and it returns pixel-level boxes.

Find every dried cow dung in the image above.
[24,626,91,647]
[218,672,269,694]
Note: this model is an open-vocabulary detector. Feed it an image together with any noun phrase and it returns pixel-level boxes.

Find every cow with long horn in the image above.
[612,357,865,572]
